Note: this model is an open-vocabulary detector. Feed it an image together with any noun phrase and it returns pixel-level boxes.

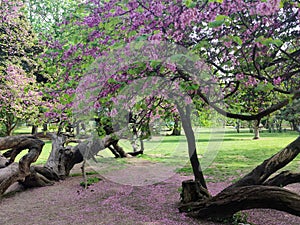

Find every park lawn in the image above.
[12,126,299,182]
[177,129,300,182]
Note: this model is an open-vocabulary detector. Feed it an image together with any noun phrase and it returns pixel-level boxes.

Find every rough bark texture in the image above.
[180,186,300,218]
[180,180,211,204]
[0,130,127,195]
[180,136,300,219]
[0,136,44,195]
[40,130,127,179]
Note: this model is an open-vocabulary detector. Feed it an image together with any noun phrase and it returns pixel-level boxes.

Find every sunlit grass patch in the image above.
[10,126,300,182]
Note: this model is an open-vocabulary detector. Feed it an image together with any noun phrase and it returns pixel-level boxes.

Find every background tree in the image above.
[22,0,81,39]
[277,99,300,131]
[0,65,43,136]
[0,0,44,135]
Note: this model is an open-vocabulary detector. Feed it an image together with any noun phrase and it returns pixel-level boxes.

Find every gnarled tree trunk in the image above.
[0,130,127,196]
[0,135,45,195]
[179,136,300,219]
[36,130,127,180]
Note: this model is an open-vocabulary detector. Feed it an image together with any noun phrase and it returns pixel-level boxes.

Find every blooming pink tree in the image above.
[0,65,43,135]
[0,0,44,135]
[47,0,300,219]
[1,0,299,220]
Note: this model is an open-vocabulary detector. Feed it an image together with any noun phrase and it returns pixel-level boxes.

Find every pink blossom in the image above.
[273,77,282,85]
[256,0,280,16]
[236,73,245,80]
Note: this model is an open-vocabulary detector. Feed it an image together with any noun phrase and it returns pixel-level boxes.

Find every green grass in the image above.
[12,126,31,135]
[177,129,299,181]
[80,177,102,187]
[9,126,300,182]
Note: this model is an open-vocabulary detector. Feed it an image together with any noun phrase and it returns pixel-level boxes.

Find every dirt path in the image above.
[0,160,299,225]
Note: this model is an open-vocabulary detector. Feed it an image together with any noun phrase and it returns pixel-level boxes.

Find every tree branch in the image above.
[264,171,300,187]
[226,136,300,189]
[181,186,300,218]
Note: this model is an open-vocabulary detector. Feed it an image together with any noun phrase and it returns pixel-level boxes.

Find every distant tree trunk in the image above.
[6,128,13,136]
[3,114,18,136]
[236,121,240,133]
[75,123,80,135]
[171,119,181,136]
[31,125,38,134]
[253,119,260,139]
[42,123,48,132]
[4,122,15,136]
[276,119,283,132]
[291,121,297,131]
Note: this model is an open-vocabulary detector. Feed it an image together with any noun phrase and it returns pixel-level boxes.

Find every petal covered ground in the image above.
[0,173,299,225]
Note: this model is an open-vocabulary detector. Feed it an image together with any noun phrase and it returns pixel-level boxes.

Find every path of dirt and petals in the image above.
[0,161,299,225]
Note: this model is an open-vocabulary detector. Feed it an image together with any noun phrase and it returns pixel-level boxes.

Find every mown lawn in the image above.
[12,126,299,181]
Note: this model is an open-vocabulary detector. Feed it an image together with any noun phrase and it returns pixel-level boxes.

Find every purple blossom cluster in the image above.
[42,0,300,141]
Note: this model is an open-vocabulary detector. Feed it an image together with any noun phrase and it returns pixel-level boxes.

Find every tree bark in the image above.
[236,121,240,133]
[0,135,44,195]
[177,105,207,189]
[31,125,38,134]
[253,119,260,139]
[180,136,300,218]
[180,180,210,204]
[171,119,181,136]
[227,136,300,189]
[40,129,128,179]
[180,186,300,218]
[263,171,300,187]
[0,130,126,195]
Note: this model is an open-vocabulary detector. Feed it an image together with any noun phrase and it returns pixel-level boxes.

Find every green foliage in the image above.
[183,0,197,8]
[0,123,6,137]
[277,99,300,130]
[22,0,81,38]
[0,2,45,134]
[80,177,102,187]
[210,212,253,225]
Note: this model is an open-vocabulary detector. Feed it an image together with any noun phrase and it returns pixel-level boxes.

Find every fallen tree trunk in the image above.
[41,129,127,178]
[226,136,300,189]
[180,136,300,219]
[0,136,45,195]
[180,186,300,218]
[263,171,300,187]
[0,130,126,195]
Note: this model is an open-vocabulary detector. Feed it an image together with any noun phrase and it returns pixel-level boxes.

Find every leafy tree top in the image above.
[0,0,45,125]
[45,0,300,122]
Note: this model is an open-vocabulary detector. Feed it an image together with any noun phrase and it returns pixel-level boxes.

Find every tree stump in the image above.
[180,179,211,204]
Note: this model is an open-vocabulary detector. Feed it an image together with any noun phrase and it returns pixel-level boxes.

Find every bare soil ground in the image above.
[0,160,299,225]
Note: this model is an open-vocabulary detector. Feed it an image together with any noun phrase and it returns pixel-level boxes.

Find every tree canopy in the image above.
[42,0,299,125]
[0,0,44,135]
